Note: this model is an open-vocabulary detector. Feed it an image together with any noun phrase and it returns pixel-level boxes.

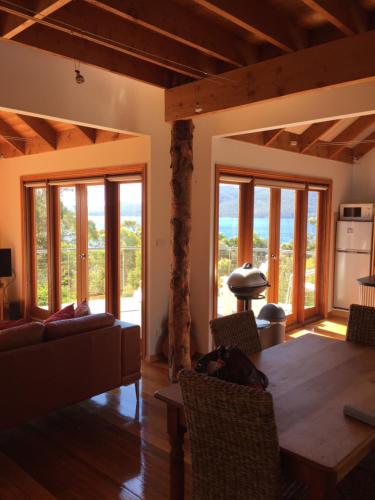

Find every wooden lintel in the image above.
[165,29,375,121]
[1,0,73,39]
[329,115,375,159]
[87,0,257,66]
[300,120,339,153]
[17,114,57,150]
[0,118,25,155]
[194,0,306,52]
[300,0,367,36]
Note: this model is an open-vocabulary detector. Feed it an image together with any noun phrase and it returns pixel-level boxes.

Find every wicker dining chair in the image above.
[346,304,375,346]
[179,369,307,500]
[209,310,262,356]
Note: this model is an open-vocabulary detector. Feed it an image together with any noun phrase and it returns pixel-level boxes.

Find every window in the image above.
[214,167,331,328]
[23,166,146,349]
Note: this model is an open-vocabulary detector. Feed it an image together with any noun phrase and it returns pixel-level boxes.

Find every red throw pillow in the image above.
[44,304,75,324]
[0,318,29,331]
[75,300,91,318]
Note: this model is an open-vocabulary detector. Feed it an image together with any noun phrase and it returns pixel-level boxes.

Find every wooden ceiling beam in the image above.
[329,115,375,159]
[74,126,96,145]
[194,0,306,52]
[85,0,258,67]
[263,129,285,146]
[12,24,182,88]
[300,120,339,153]
[300,0,367,36]
[353,131,375,160]
[16,114,56,150]
[165,29,375,121]
[45,1,229,79]
[1,0,73,38]
[0,118,25,155]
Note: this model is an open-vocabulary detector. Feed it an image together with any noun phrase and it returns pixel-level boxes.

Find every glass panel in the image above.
[252,186,270,316]
[217,183,240,316]
[87,185,106,313]
[305,191,319,308]
[34,188,49,309]
[278,189,296,315]
[120,183,142,325]
[60,187,77,306]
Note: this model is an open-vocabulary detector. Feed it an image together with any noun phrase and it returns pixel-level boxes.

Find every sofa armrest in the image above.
[115,320,141,386]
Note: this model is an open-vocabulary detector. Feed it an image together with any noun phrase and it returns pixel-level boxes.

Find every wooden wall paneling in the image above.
[105,179,120,317]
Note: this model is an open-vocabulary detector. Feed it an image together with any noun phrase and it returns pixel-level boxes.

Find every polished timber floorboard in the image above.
[0,319,346,499]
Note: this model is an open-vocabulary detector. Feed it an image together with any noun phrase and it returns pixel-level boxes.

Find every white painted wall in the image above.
[352,149,375,202]
[0,38,373,355]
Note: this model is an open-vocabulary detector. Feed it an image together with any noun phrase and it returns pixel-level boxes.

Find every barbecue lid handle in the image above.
[242,262,253,269]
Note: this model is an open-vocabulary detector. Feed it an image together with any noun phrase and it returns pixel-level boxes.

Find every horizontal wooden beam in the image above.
[353,131,375,160]
[329,115,375,159]
[300,120,339,153]
[0,118,25,155]
[300,0,367,36]
[165,29,375,121]
[86,0,257,67]
[12,24,183,88]
[16,114,57,150]
[194,0,306,52]
[1,0,72,38]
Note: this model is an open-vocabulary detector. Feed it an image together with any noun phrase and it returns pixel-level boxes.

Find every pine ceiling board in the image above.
[319,117,358,142]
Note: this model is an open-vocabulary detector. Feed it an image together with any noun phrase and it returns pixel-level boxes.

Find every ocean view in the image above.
[219,216,317,243]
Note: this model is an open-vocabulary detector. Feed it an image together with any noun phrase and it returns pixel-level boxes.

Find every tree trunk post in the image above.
[169,119,194,382]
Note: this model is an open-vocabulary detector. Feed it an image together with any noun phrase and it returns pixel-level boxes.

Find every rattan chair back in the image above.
[179,369,281,500]
[346,304,375,346]
[210,310,262,356]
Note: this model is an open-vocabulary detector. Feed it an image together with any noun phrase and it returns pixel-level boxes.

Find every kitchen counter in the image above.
[357,275,375,287]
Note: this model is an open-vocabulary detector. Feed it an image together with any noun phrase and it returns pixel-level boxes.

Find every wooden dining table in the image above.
[155,334,375,500]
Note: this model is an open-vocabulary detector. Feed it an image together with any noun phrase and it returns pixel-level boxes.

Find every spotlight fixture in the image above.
[75,69,85,84]
[195,102,203,113]
[74,60,85,84]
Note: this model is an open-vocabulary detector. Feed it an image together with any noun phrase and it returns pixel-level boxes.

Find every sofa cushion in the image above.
[0,318,29,331]
[75,300,91,318]
[0,322,44,352]
[44,313,115,341]
[44,304,75,324]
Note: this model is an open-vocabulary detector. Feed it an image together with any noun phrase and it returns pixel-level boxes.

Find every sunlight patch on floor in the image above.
[314,320,347,336]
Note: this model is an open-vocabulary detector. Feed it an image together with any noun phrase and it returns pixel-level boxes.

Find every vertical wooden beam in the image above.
[47,185,60,311]
[169,120,193,382]
[105,179,120,317]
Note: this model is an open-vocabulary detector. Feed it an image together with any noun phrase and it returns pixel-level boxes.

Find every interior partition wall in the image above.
[214,165,332,329]
[21,165,146,355]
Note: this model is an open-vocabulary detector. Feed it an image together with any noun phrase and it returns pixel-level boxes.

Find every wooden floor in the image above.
[0,318,347,499]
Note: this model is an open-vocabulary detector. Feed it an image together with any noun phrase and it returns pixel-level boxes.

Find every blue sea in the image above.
[219,217,316,243]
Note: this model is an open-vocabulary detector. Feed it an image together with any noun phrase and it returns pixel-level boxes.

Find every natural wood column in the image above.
[169,120,194,382]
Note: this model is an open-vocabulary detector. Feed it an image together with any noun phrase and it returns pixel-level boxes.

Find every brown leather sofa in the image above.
[0,313,141,430]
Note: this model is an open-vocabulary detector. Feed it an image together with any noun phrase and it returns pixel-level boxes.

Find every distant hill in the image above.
[219,184,317,218]
[90,202,142,217]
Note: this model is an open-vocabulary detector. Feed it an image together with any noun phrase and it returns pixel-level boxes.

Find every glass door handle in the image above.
[80,252,86,260]
[271,253,277,260]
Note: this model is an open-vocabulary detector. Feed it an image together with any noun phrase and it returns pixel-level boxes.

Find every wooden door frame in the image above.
[214,165,332,330]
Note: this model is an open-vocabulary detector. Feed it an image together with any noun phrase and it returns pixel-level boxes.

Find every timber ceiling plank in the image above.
[45,1,229,78]
[165,29,375,120]
[74,125,96,144]
[353,130,375,159]
[300,0,367,35]
[13,24,183,88]
[16,114,57,150]
[85,0,258,66]
[0,118,25,155]
[194,0,306,52]
[300,120,339,152]
[328,114,375,158]
[1,0,73,38]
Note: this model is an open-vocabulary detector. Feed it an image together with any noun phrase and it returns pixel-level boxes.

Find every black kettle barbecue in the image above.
[227,262,270,310]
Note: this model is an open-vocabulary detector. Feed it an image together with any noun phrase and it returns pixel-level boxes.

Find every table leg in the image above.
[167,405,186,500]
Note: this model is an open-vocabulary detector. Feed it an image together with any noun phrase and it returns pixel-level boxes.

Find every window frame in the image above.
[22,164,147,356]
[214,165,332,330]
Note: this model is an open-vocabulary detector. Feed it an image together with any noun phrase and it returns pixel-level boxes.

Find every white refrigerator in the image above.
[334,221,373,310]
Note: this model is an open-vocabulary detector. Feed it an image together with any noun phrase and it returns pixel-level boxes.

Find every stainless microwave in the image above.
[339,203,374,221]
